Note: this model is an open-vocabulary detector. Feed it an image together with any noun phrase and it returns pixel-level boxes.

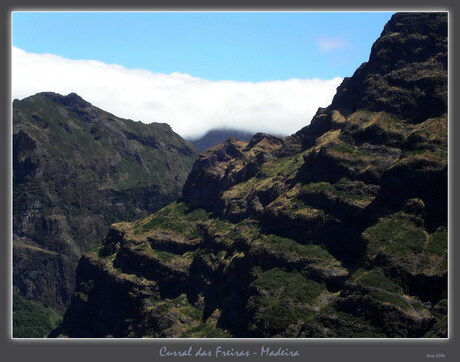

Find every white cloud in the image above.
[317,37,346,52]
[12,47,343,139]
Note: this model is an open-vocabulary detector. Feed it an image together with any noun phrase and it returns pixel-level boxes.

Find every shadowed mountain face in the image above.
[13,92,199,310]
[52,12,447,338]
[189,129,256,152]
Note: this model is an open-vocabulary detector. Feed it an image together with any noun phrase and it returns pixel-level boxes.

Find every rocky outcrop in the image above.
[182,134,286,218]
[54,12,447,338]
[13,93,199,310]
[328,13,447,122]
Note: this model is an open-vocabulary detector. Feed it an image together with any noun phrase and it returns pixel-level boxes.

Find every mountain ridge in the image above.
[13,91,199,311]
[51,12,447,338]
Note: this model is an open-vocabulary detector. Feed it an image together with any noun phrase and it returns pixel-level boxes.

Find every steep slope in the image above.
[52,12,447,338]
[189,128,255,152]
[13,92,199,310]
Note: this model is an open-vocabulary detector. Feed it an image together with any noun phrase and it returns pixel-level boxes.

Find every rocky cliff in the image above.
[52,12,447,338]
[13,92,199,310]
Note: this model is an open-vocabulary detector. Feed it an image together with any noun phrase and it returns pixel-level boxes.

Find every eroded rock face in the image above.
[13,93,199,309]
[54,12,447,338]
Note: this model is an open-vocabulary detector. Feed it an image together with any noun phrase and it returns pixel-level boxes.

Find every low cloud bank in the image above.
[12,47,342,139]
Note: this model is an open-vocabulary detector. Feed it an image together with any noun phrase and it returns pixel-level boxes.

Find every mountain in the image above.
[189,129,256,152]
[13,92,199,312]
[51,12,447,338]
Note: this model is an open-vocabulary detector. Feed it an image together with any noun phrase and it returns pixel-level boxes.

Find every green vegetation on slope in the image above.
[13,293,63,338]
[347,268,404,294]
[364,213,426,257]
[247,268,327,337]
[363,212,447,275]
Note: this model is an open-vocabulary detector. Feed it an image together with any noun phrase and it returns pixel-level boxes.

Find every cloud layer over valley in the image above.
[12,47,343,139]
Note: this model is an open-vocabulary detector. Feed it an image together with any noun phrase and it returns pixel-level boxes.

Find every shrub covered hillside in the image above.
[51,12,447,338]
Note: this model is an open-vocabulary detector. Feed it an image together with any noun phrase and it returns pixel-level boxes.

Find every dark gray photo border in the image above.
[1,1,457,361]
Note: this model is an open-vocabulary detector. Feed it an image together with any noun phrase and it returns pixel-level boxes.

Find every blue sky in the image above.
[12,11,395,138]
[13,11,393,81]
